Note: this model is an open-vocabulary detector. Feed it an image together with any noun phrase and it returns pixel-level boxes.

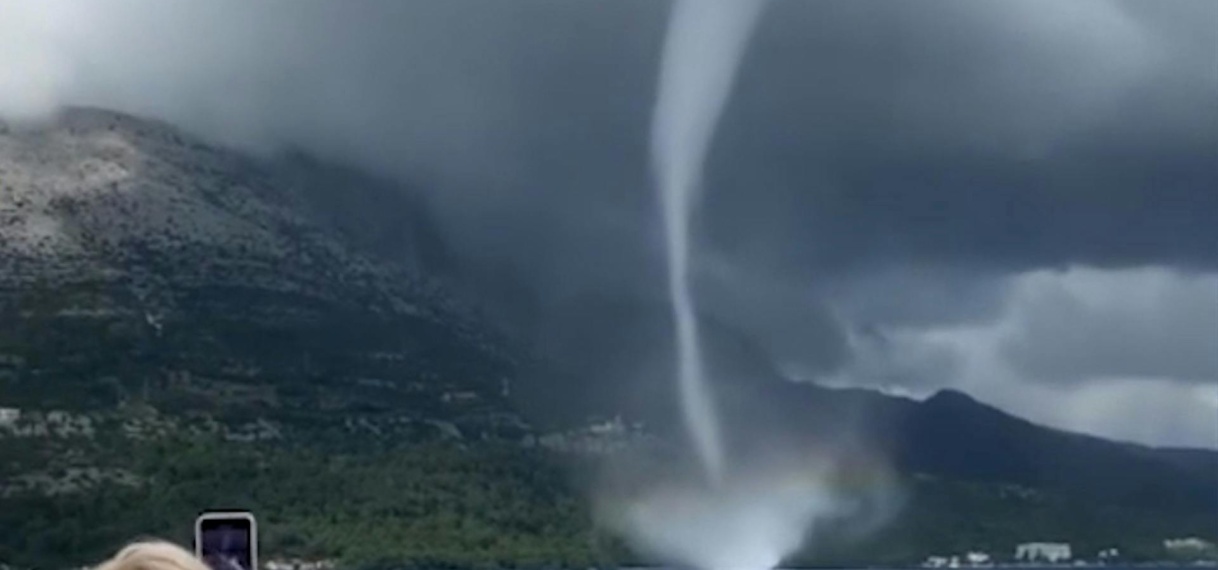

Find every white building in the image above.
[966,552,991,565]
[1016,543,1072,563]
[263,559,335,570]
[0,407,19,427]
[1165,538,1215,553]
[1166,538,1212,549]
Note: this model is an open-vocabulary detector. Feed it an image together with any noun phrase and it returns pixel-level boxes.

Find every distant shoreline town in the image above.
[920,539,1217,569]
[5,554,1218,570]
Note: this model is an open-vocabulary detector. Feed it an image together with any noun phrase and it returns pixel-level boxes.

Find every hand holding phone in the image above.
[195,511,258,570]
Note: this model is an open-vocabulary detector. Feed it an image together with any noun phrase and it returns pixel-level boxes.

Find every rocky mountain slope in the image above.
[0,107,520,440]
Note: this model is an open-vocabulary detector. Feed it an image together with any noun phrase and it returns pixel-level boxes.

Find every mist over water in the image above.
[596,442,901,570]
[652,0,766,486]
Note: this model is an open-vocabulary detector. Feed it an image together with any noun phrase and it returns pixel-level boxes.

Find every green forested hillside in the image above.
[0,434,606,569]
[2,425,1215,570]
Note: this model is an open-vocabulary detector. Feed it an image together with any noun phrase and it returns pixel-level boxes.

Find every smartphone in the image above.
[194,511,258,570]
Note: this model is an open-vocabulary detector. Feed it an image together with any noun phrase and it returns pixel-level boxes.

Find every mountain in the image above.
[0,108,1214,569]
[0,107,529,443]
[891,389,1217,512]
[506,293,1216,516]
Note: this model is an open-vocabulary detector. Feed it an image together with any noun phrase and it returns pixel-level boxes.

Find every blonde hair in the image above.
[96,540,211,570]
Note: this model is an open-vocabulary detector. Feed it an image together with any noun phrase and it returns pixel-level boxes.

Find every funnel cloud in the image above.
[626,1,907,567]
[653,0,767,484]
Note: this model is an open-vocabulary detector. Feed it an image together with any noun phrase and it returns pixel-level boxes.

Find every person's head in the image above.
[96,540,211,570]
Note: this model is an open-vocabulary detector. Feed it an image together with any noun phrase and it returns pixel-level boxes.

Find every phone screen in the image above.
[198,516,254,570]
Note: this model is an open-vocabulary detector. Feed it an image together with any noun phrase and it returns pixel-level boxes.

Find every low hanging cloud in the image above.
[1000,268,1218,385]
[827,267,1218,447]
[1,0,1215,446]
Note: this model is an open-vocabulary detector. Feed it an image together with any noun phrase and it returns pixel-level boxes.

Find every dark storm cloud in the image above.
[2,0,1215,421]
[702,0,1217,276]
[5,1,1213,274]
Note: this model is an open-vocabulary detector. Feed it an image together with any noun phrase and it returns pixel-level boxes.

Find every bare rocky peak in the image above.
[0,107,475,332]
[1,108,321,266]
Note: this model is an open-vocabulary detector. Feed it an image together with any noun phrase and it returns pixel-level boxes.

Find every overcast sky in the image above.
[2,0,1215,448]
